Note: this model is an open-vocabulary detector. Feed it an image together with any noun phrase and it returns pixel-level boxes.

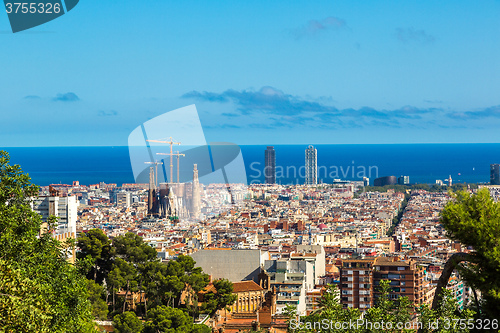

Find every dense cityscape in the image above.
[24,144,500,332]
[3,1,500,332]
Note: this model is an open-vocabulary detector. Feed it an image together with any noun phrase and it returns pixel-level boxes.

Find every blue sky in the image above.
[1,0,500,146]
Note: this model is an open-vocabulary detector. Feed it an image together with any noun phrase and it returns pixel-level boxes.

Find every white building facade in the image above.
[32,195,78,236]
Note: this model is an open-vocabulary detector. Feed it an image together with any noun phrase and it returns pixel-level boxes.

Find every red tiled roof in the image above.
[232,281,264,293]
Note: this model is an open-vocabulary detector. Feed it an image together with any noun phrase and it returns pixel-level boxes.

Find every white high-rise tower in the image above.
[305,145,317,185]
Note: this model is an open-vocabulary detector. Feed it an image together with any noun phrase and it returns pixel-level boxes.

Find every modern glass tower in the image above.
[491,164,500,185]
[305,145,317,185]
[265,146,276,184]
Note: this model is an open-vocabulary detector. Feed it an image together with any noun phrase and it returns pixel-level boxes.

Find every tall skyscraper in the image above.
[491,164,500,185]
[305,145,317,185]
[265,146,276,184]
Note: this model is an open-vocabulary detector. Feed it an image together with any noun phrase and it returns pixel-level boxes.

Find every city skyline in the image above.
[1,1,500,146]
[2,2,500,331]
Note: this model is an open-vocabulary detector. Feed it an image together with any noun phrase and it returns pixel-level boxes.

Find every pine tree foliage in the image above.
[0,150,98,332]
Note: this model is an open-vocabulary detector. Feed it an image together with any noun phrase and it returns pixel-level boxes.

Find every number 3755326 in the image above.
[5,2,62,14]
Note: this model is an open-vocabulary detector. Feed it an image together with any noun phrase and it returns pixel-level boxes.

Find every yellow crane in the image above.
[146,137,180,183]
[157,151,185,183]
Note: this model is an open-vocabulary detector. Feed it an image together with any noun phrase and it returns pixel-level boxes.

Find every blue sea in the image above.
[2,144,499,186]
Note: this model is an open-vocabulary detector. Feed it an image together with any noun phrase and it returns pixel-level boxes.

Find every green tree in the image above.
[113,232,157,264]
[143,305,194,333]
[419,289,475,333]
[440,188,500,319]
[141,261,183,313]
[77,229,113,283]
[177,255,210,293]
[141,256,209,316]
[285,283,412,333]
[283,303,299,333]
[108,262,127,313]
[113,232,158,315]
[191,324,212,333]
[0,150,98,332]
[174,255,210,317]
[104,234,210,317]
[0,259,53,332]
[201,279,237,317]
[113,311,144,333]
[364,280,413,333]
[86,279,109,320]
[111,258,139,313]
[299,284,361,333]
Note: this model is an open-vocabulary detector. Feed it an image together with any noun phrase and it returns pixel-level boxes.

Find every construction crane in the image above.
[144,160,163,188]
[157,151,185,183]
[174,151,185,183]
[146,137,180,183]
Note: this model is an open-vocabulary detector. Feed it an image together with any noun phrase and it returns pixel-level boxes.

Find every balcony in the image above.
[277,295,300,301]
[279,287,301,292]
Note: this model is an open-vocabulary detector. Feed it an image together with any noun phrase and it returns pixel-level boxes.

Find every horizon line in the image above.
[3,142,500,148]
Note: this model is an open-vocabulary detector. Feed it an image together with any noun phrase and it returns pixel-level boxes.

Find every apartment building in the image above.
[116,190,130,208]
[293,245,326,287]
[306,288,324,315]
[32,195,78,236]
[373,256,430,305]
[340,256,432,310]
[340,258,376,309]
[261,259,313,315]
